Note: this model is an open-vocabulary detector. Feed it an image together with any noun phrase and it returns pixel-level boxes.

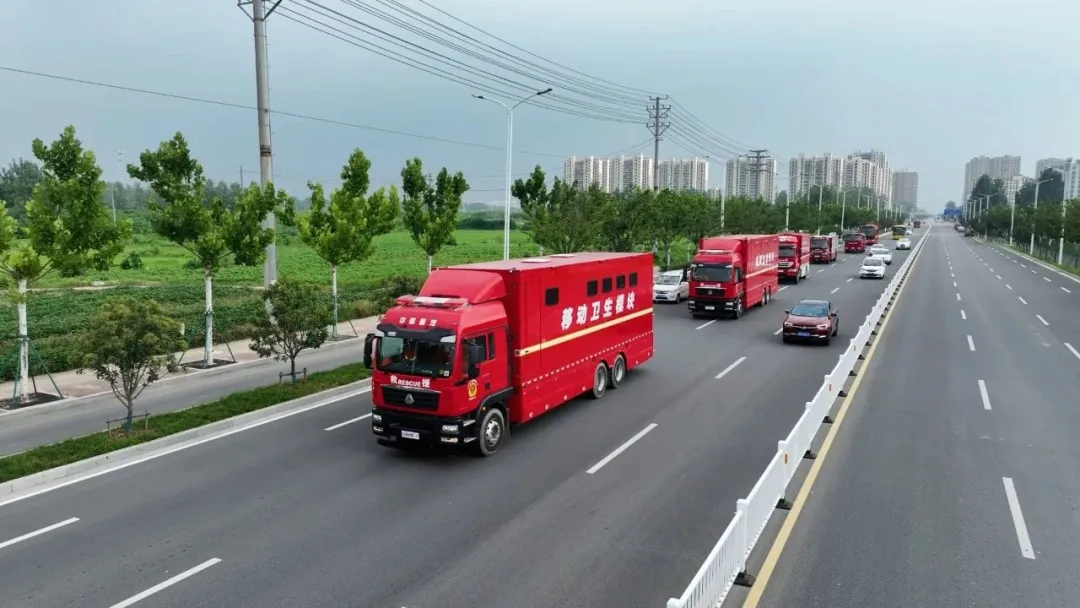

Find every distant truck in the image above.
[810,233,838,263]
[687,234,779,319]
[363,252,655,457]
[913,220,922,229]
[860,223,880,246]
[844,232,867,253]
[777,232,811,282]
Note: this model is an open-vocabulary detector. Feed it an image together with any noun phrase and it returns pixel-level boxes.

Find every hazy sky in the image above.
[2,0,1077,208]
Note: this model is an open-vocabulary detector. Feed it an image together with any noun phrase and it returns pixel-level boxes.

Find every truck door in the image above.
[463,330,505,402]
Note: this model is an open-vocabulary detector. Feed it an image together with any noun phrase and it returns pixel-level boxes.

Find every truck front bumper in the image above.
[688,298,737,315]
[371,406,478,448]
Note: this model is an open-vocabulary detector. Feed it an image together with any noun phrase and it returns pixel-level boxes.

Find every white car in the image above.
[868,245,892,265]
[896,238,911,250]
[653,269,689,303]
[859,257,887,279]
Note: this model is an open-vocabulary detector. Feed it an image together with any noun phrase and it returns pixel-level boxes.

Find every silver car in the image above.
[859,257,887,279]
[653,269,689,303]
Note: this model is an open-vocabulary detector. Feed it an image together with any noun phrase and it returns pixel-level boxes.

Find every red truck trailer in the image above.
[778,232,812,282]
[810,233,838,263]
[844,232,866,253]
[687,234,779,319]
[860,223,879,246]
[363,252,655,457]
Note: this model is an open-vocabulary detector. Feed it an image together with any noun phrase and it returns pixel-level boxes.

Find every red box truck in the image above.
[364,252,655,457]
[687,234,779,319]
[810,233,838,263]
[844,232,866,253]
[778,232,812,282]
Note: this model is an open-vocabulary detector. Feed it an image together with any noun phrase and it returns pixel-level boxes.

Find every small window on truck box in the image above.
[544,287,559,306]
[629,272,638,287]
[586,280,599,297]
[616,275,626,289]
[602,277,613,293]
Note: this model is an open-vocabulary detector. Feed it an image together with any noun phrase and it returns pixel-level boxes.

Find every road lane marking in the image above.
[773,328,782,335]
[777,286,788,292]
[695,320,717,330]
[830,287,840,294]
[996,275,1002,280]
[953,281,957,287]
[1001,478,1036,559]
[977,380,991,410]
[325,414,372,431]
[586,423,658,475]
[1036,314,1049,326]
[109,558,223,607]
[1020,263,1027,268]
[715,356,747,380]
[967,335,976,351]
[1065,343,1080,361]
[817,268,825,273]
[1018,296,1028,305]
[1006,284,1012,290]
[0,517,80,551]
[950,273,955,278]
[1064,287,1073,294]
[960,309,967,320]
[956,293,962,301]
[846,278,852,282]
[1043,276,1051,282]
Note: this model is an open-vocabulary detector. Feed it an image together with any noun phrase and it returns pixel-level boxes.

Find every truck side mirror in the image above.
[363,333,375,368]
[467,364,480,380]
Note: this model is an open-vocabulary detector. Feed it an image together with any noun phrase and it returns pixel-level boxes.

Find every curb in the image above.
[0,379,372,505]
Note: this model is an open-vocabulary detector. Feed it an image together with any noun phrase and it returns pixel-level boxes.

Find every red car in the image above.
[781,298,839,345]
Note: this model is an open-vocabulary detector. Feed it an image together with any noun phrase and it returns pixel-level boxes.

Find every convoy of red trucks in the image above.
[777,232,812,282]
[860,223,879,246]
[810,233,838,263]
[687,234,779,319]
[844,232,866,253]
[363,252,655,456]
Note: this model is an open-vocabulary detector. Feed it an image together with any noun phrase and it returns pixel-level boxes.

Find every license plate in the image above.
[797,332,810,337]
[705,305,715,311]
[401,430,420,440]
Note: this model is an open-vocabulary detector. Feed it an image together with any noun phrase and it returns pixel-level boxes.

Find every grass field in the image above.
[0,230,539,381]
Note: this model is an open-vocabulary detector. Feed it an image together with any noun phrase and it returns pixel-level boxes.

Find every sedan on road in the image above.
[859,257,887,279]
[868,244,893,264]
[895,237,911,250]
[653,269,689,303]
[782,299,839,345]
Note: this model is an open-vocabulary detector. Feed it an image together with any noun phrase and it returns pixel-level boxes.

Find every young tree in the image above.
[249,278,333,380]
[298,150,398,337]
[513,166,605,253]
[79,298,185,433]
[127,132,291,367]
[641,189,689,269]
[597,188,647,252]
[682,191,723,249]
[400,158,469,272]
[0,127,131,403]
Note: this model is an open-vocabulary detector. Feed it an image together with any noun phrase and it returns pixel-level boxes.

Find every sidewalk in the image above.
[0,317,381,399]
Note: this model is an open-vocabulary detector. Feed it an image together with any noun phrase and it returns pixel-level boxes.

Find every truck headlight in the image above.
[372,413,382,423]
[442,424,459,434]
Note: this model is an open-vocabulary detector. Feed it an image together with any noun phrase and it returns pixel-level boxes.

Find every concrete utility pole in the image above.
[240,0,280,288]
[646,96,670,190]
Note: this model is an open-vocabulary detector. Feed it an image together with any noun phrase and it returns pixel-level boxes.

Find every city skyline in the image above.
[562,155,709,193]
[787,150,894,206]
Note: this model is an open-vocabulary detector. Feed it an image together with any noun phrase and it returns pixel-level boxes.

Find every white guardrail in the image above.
[665,230,928,608]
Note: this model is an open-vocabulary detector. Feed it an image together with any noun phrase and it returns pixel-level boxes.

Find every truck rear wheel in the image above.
[591,362,610,399]
[760,289,770,307]
[732,298,743,319]
[474,407,507,457]
[610,355,627,388]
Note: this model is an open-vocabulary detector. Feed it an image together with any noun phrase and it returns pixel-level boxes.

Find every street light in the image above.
[1057,188,1068,265]
[473,87,553,260]
[978,193,992,238]
[837,187,846,233]
[815,184,825,234]
[1029,177,1053,256]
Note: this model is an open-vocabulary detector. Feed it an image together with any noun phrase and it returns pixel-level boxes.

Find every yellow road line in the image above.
[740,240,923,607]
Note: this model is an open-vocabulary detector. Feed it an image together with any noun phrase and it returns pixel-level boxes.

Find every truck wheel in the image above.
[591,362,610,399]
[610,355,627,388]
[474,407,507,457]
[733,298,743,319]
[760,289,769,307]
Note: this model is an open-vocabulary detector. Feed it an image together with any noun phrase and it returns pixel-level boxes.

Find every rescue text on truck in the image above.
[363,252,655,457]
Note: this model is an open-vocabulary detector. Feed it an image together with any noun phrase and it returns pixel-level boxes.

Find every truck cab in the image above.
[844,233,866,253]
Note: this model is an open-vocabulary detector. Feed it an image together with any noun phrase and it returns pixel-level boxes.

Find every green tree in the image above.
[0,127,132,402]
[249,278,333,381]
[298,149,399,337]
[597,188,647,252]
[127,132,290,367]
[513,167,606,253]
[78,298,185,433]
[400,157,469,271]
[1015,168,1064,208]
[0,158,44,225]
[682,191,722,248]
[641,189,689,269]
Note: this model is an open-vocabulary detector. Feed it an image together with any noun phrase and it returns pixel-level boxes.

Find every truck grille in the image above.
[381,386,439,410]
[695,288,722,296]
[778,262,792,268]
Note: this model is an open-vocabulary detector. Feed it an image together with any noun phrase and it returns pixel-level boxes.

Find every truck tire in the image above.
[474,407,507,457]
[591,361,610,399]
[760,288,770,307]
[610,355,627,388]
[732,298,743,319]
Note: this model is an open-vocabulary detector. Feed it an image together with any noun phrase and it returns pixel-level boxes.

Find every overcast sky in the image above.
[2,0,1076,207]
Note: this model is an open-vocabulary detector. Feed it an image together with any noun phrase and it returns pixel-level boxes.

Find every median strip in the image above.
[0,363,370,484]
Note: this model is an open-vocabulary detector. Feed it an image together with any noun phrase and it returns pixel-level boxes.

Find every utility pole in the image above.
[111,150,123,225]
[744,149,774,226]
[239,0,280,288]
[647,96,670,190]
[239,165,245,187]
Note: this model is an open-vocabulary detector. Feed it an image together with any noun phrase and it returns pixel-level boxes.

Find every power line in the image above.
[0,65,565,158]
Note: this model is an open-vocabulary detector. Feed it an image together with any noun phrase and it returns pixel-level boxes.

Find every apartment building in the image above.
[1001,175,1032,205]
[726,154,777,202]
[788,153,845,199]
[1062,159,1080,200]
[850,149,892,204]
[563,155,706,193]
[1036,157,1070,177]
[891,171,919,207]
[963,155,1021,201]
[563,156,606,190]
[658,157,709,191]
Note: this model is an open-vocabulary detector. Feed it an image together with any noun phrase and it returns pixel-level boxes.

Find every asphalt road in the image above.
[0,338,365,457]
[0,234,921,608]
[750,228,1080,608]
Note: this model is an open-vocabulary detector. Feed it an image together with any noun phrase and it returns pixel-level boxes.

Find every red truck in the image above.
[363,252,655,457]
[844,232,866,253]
[810,233,838,263]
[778,232,812,282]
[687,234,779,319]
[913,220,922,229]
[860,223,879,246]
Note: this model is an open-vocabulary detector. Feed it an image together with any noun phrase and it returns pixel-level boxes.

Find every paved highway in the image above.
[0,234,921,608]
[0,339,365,457]
[744,228,1080,608]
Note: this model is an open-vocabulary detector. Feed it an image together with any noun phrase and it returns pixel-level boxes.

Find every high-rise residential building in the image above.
[563,156,606,190]
[657,157,709,191]
[963,155,1021,201]
[1062,159,1080,200]
[600,155,654,192]
[726,154,777,202]
[842,157,878,197]
[891,171,919,207]
[1002,175,1032,205]
[788,153,845,199]
[850,149,892,204]
[1036,157,1070,177]
[563,155,708,193]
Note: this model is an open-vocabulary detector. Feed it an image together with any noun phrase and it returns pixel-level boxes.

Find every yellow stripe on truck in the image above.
[515,307,654,357]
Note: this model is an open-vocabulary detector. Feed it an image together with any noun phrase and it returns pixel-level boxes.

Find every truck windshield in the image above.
[376,336,456,378]
[810,238,827,249]
[778,244,796,257]
[845,235,863,242]
[690,264,731,283]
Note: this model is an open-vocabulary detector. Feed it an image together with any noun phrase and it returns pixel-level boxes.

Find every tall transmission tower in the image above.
[238,0,281,287]
[647,96,671,190]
